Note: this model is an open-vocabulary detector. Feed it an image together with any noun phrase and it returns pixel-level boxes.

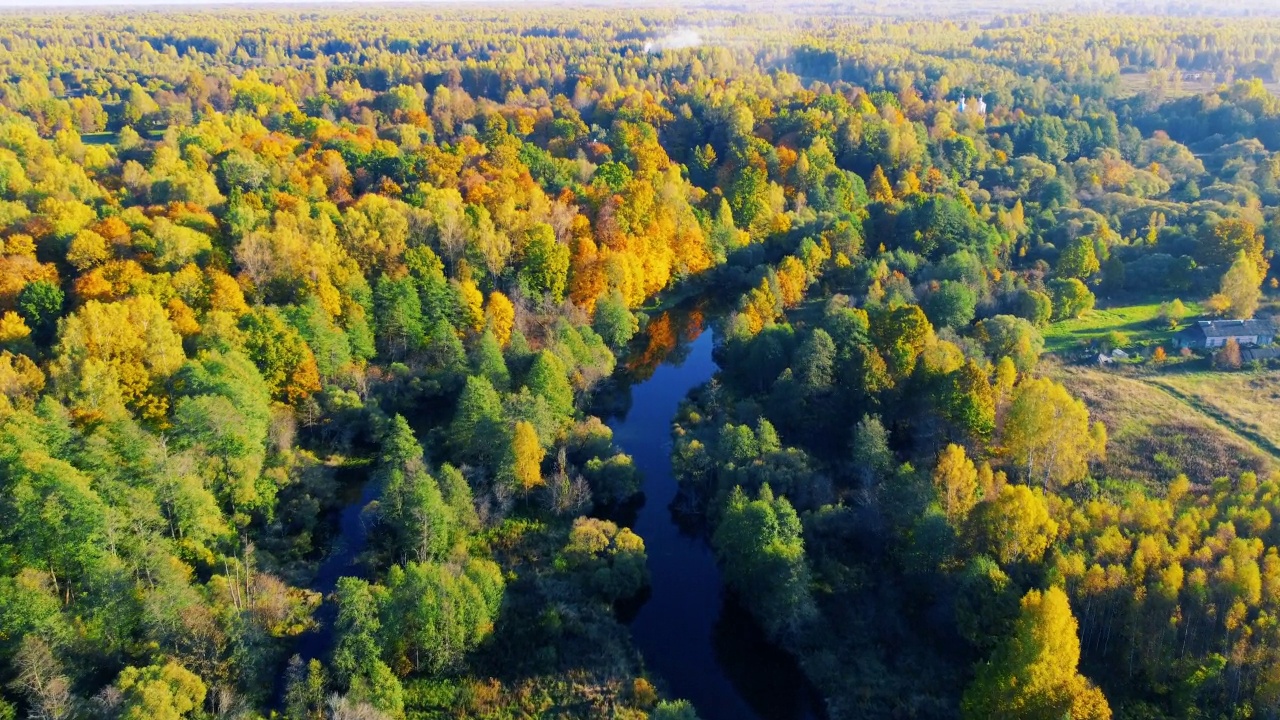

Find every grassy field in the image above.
[1115,72,1280,99]
[1148,371,1280,456]
[82,129,167,146]
[1048,361,1274,486]
[1041,300,1202,355]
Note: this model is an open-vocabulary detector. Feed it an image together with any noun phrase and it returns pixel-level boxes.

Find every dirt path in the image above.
[1142,378,1280,460]
[1048,362,1274,483]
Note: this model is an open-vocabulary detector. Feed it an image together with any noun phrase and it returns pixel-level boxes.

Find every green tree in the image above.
[593,290,638,351]
[560,517,649,601]
[374,275,426,359]
[1100,255,1126,295]
[975,315,1044,372]
[1011,289,1052,327]
[379,558,503,674]
[795,328,836,393]
[518,223,570,303]
[377,415,453,563]
[944,359,996,440]
[868,304,935,379]
[16,280,63,346]
[652,700,702,720]
[955,555,1020,652]
[524,350,574,422]
[287,296,353,383]
[470,330,511,391]
[116,661,207,720]
[332,577,404,717]
[169,350,272,513]
[851,414,893,487]
[450,376,505,464]
[238,306,322,404]
[923,281,978,330]
[283,656,327,720]
[713,484,815,642]
[1055,235,1100,280]
[1047,278,1095,320]
[0,411,108,591]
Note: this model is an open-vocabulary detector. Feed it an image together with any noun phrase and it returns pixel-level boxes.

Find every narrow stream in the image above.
[285,466,378,667]
[605,310,822,720]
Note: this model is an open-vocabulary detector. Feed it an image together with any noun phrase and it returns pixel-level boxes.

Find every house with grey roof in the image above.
[1242,346,1280,363]
[1172,319,1275,350]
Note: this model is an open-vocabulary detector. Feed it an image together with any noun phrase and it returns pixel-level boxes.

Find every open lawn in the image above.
[1048,361,1273,486]
[1042,300,1203,355]
[81,129,167,146]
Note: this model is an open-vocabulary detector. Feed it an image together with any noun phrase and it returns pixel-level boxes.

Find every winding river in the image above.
[287,307,821,719]
[605,310,822,720]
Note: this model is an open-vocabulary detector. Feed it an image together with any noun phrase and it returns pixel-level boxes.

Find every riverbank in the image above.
[604,312,823,720]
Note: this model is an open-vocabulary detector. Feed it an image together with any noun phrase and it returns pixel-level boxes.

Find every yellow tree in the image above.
[0,351,44,415]
[1205,218,1267,278]
[509,420,545,493]
[1003,377,1099,490]
[116,661,207,720]
[775,256,809,309]
[965,484,1057,565]
[868,165,894,203]
[738,277,782,336]
[933,443,979,523]
[1210,251,1263,319]
[0,311,31,347]
[455,279,486,333]
[51,296,185,422]
[963,587,1111,720]
[484,290,515,347]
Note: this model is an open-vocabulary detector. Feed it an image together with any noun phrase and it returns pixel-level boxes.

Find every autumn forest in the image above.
[2,2,1280,719]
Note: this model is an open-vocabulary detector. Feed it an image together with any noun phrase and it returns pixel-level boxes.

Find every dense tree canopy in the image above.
[1,2,1279,718]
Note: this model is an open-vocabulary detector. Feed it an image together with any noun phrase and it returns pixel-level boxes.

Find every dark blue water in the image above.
[285,310,822,719]
[607,324,822,720]
[287,469,378,663]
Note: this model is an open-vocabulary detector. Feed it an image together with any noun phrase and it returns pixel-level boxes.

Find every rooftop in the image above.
[1182,319,1274,338]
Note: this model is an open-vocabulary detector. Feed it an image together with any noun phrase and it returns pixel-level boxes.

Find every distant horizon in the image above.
[1,0,1278,12]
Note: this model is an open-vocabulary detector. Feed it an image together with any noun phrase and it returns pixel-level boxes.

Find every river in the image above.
[286,307,821,719]
[604,310,823,720]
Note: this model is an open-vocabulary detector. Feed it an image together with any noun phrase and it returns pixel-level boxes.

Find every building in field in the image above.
[1172,319,1275,350]
[1242,347,1280,363]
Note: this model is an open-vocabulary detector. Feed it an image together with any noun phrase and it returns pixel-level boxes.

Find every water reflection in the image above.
[624,307,706,382]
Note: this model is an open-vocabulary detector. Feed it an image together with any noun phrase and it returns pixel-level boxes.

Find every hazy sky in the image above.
[0,0,1274,12]
[0,0,498,7]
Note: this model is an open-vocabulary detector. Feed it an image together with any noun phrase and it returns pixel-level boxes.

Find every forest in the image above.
[2,2,1280,719]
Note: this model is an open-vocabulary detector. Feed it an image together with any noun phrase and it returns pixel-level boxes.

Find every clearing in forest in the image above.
[1049,362,1274,486]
